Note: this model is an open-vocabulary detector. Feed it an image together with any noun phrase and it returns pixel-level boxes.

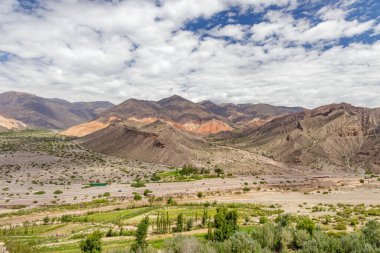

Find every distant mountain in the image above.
[63,95,302,137]
[238,103,380,172]
[199,100,303,126]
[0,91,114,129]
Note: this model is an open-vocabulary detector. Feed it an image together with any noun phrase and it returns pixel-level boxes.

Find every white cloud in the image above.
[251,10,375,44]
[208,24,249,40]
[373,23,380,35]
[0,0,379,108]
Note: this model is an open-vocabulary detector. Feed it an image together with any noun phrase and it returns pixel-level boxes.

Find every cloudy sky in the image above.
[0,0,379,108]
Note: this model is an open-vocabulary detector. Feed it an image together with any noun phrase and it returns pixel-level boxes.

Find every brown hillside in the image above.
[240,103,380,172]
[79,121,209,166]
[0,114,27,131]
[0,91,114,129]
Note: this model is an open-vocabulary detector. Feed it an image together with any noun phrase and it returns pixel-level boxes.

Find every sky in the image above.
[0,0,379,108]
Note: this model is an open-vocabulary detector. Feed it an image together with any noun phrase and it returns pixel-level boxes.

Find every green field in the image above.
[1,201,380,253]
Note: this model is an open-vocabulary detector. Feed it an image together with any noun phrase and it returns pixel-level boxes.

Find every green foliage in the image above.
[180,165,198,176]
[259,216,268,224]
[167,196,177,205]
[186,218,194,231]
[335,221,347,230]
[230,231,262,253]
[150,173,161,181]
[131,178,146,188]
[155,211,171,234]
[275,213,293,227]
[131,216,149,252]
[362,220,380,248]
[165,236,204,253]
[296,217,316,235]
[213,207,239,242]
[143,189,152,196]
[133,192,142,201]
[42,216,50,225]
[176,213,184,232]
[53,190,63,194]
[34,191,46,195]
[79,230,102,253]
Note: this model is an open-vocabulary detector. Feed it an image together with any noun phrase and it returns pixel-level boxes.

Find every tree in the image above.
[176,213,184,232]
[131,216,150,252]
[213,207,238,242]
[80,230,102,253]
[186,218,193,231]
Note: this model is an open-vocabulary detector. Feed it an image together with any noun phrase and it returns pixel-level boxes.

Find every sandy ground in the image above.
[0,173,364,207]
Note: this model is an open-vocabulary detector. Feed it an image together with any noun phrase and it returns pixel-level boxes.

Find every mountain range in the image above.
[1,91,379,173]
[0,91,114,129]
[62,95,303,137]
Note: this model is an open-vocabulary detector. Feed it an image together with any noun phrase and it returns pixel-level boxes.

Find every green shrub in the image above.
[133,193,142,201]
[131,179,146,188]
[80,230,102,253]
[296,217,316,235]
[362,220,380,248]
[335,221,347,230]
[259,216,268,224]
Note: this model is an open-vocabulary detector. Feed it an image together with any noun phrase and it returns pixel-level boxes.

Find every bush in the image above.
[259,216,268,224]
[243,187,250,192]
[230,231,261,253]
[197,192,203,198]
[80,231,102,253]
[133,193,142,201]
[293,229,310,248]
[296,217,316,235]
[143,189,152,196]
[131,179,146,188]
[54,190,63,194]
[34,191,45,195]
[362,220,380,248]
[150,173,161,182]
[335,221,347,231]
[165,236,203,253]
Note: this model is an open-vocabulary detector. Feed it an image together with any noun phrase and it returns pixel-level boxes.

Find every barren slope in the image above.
[239,103,380,172]
[0,114,27,131]
[79,121,209,166]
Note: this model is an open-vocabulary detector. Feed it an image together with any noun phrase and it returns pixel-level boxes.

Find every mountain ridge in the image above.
[0,91,114,129]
